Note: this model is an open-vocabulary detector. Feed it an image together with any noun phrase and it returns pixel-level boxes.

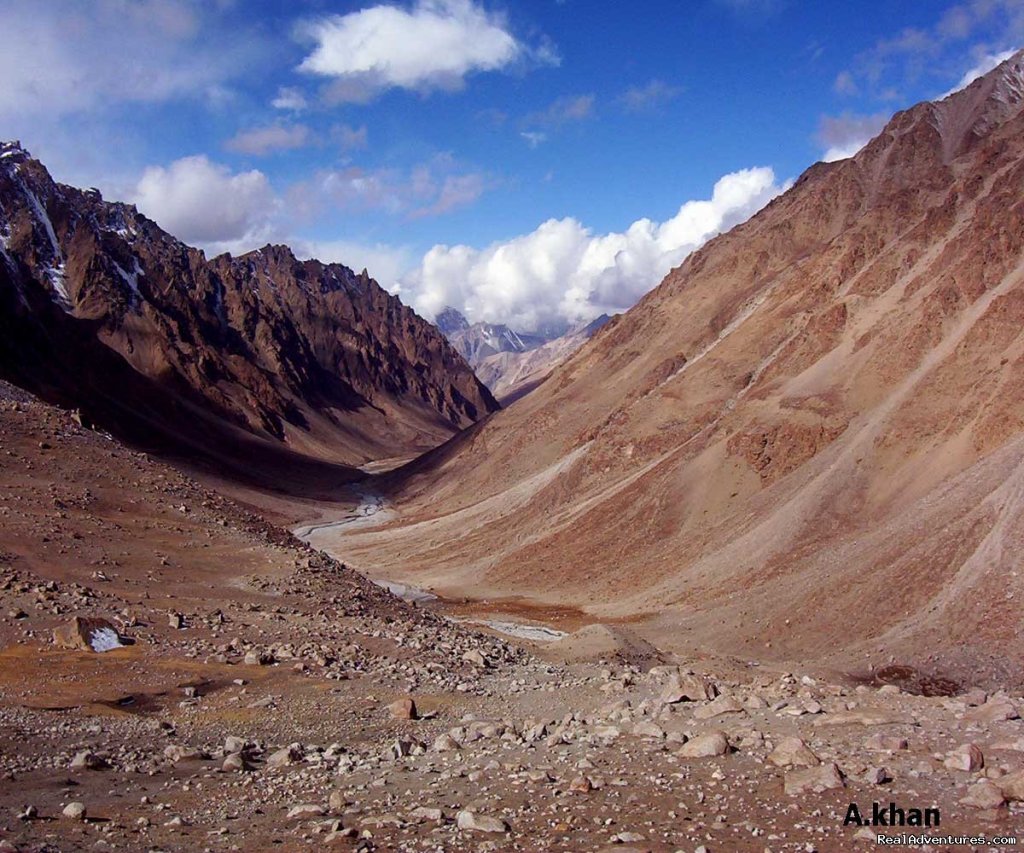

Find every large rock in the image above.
[677,731,730,758]
[944,743,984,772]
[456,811,509,833]
[61,802,86,821]
[541,624,663,667]
[768,736,820,769]
[998,769,1024,801]
[267,744,303,768]
[961,780,1006,809]
[661,674,717,704]
[53,617,123,652]
[388,697,418,720]
[693,695,744,719]
[965,699,1019,723]
[784,762,845,796]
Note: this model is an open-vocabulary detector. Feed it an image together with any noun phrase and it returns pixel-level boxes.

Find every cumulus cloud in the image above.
[398,167,784,331]
[132,155,277,251]
[292,239,415,289]
[296,0,555,102]
[225,123,313,156]
[817,112,889,162]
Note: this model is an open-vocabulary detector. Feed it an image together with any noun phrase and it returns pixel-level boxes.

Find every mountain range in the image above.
[0,142,497,483]
[438,306,611,403]
[334,49,1024,686]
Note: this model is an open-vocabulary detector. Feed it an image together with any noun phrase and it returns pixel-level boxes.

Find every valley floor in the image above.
[1,387,1023,852]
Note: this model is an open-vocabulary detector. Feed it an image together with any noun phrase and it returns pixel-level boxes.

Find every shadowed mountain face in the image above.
[340,51,1024,683]
[0,143,498,474]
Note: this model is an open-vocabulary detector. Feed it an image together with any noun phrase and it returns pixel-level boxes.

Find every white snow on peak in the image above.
[113,257,144,304]
[46,263,71,307]
[23,187,60,259]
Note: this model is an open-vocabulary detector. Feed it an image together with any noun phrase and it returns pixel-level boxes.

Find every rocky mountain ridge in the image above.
[437,306,611,402]
[0,143,498,472]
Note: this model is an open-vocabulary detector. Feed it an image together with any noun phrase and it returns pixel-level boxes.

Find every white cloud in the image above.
[0,0,252,119]
[225,123,313,155]
[291,239,415,290]
[836,1,1024,99]
[296,0,553,102]
[399,167,784,331]
[942,47,1019,96]
[294,154,491,220]
[271,86,308,112]
[524,94,595,128]
[332,124,369,152]
[132,155,277,252]
[618,79,683,113]
[817,112,889,162]
[521,131,547,148]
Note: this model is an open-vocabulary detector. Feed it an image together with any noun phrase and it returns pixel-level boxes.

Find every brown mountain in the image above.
[338,51,1024,685]
[0,143,497,480]
[475,314,612,403]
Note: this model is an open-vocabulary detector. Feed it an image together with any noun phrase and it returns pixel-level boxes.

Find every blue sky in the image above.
[1,0,1021,330]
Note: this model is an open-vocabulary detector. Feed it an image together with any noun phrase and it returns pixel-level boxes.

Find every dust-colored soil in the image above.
[2,386,1024,853]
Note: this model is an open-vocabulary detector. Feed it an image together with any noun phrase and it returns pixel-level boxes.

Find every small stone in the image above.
[287,804,325,820]
[222,753,247,772]
[568,775,594,793]
[62,802,87,821]
[433,733,461,752]
[328,790,347,814]
[462,649,487,667]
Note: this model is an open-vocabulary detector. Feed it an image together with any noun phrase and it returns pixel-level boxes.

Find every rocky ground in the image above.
[1,384,1023,852]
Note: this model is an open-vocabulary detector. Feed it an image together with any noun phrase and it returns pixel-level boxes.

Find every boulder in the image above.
[784,762,845,796]
[457,810,508,833]
[388,697,418,720]
[768,736,820,769]
[53,617,123,653]
[677,731,730,758]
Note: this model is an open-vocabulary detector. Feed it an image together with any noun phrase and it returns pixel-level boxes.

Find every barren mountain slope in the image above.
[335,52,1024,685]
[0,144,497,473]
[476,315,611,403]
